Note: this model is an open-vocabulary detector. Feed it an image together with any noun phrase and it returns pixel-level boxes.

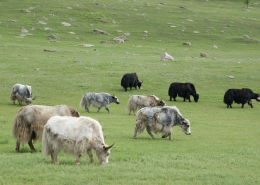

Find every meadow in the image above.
[0,0,260,184]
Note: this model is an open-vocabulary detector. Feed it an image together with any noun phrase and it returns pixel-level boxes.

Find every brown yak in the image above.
[12,105,80,152]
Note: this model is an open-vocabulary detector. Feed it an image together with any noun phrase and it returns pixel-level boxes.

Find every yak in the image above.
[12,105,80,152]
[121,73,143,92]
[134,106,191,141]
[80,93,119,113]
[10,84,36,105]
[126,95,166,116]
[168,82,199,102]
[42,116,115,165]
[223,88,260,108]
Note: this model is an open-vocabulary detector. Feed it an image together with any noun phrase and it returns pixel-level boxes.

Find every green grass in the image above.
[0,0,260,184]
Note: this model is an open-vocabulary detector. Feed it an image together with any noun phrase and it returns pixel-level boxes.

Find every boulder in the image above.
[200,52,209,57]
[160,53,174,61]
[94,29,106,34]
[182,42,191,46]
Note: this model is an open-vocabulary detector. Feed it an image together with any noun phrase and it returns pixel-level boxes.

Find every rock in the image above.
[114,38,124,43]
[244,9,250,12]
[111,20,116,24]
[94,29,106,34]
[50,34,57,39]
[61,22,71,26]
[68,32,75,34]
[144,31,148,33]
[243,35,249,39]
[21,29,28,33]
[194,31,199,34]
[160,52,174,61]
[8,20,17,22]
[34,68,40,71]
[23,9,31,13]
[116,30,122,32]
[124,33,130,36]
[213,45,218,49]
[74,44,94,47]
[114,35,127,41]
[44,28,52,31]
[100,41,114,44]
[38,21,46,25]
[179,6,186,9]
[227,76,234,79]
[182,42,191,46]
[68,18,76,22]
[67,7,72,9]
[200,52,209,57]
[101,18,107,21]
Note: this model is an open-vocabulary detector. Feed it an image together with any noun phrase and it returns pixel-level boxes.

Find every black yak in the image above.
[168,83,199,102]
[223,88,260,108]
[121,73,142,92]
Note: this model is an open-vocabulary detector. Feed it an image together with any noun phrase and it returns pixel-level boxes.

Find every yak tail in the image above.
[31,122,44,143]
[126,97,132,112]
[12,114,30,145]
[41,127,50,156]
[135,112,148,134]
[10,87,15,101]
[79,95,86,108]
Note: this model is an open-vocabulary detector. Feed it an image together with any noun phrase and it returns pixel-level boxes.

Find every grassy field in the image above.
[0,0,260,184]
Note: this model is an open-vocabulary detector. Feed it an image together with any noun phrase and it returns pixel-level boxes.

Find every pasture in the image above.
[0,0,260,184]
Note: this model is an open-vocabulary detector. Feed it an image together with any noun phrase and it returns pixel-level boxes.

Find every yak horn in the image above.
[32,96,36,100]
[103,142,115,150]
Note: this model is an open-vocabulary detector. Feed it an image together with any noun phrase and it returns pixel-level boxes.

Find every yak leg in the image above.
[170,96,172,101]
[147,127,156,139]
[168,134,173,141]
[28,132,36,151]
[52,152,59,164]
[85,105,89,113]
[248,101,253,108]
[87,149,94,163]
[241,104,244,108]
[133,110,136,116]
[133,127,138,139]
[125,87,128,92]
[186,92,191,102]
[15,141,20,152]
[104,104,110,113]
[230,104,232,108]
[75,154,82,165]
[97,108,101,113]
[28,140,36,151]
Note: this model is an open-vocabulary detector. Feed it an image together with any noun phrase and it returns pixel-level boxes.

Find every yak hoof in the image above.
[169,138,173,141]
[133,136,137,139]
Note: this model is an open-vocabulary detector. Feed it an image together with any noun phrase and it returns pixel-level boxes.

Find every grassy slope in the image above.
[0,0,259,184]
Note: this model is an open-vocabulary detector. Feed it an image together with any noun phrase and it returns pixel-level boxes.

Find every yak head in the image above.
[180,119,191,135]
[159,99,166,106]
[138,80,143,90]
[193,94,199,102]
[112,94,120,104]
[24,96,36,105]
[255,93,260,102]
[96,142,115,165]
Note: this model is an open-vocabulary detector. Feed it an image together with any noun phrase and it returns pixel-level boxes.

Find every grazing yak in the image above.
[10,84,36,105]
[134,106,191,141]
[12,105,80,152]
[121,73,143,92]
[168,82,199,102]
[126,95,166,116]
[224,88,260,108]
[42,116,115,165]
[79,92,119,113]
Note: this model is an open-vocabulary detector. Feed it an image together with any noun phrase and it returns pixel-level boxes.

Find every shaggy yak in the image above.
[126,95,166,116]
[168,82,199,102]
[42,116,115,165]
[79,92,119,113]
[223,88,260,108]
[121,73,143,92]
[10,83,36,105]
[12,105,80,152]
[134,106,191,141]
